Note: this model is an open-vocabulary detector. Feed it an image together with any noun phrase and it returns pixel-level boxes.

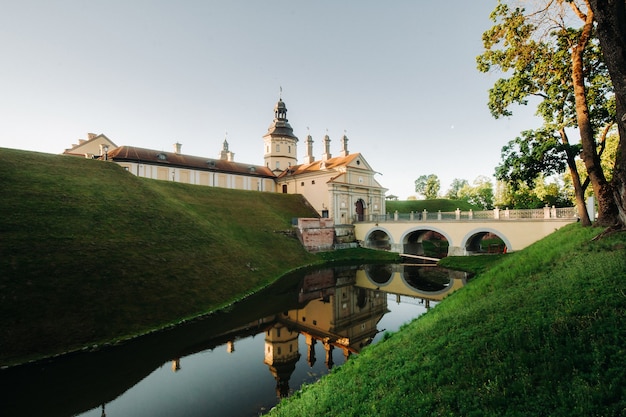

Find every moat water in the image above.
[1,263,468,417]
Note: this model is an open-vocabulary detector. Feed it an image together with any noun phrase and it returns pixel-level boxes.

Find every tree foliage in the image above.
[458,176,495,209]
[477,0,619,226]
[495,129,570,189]
[496,177,572,209]
[445,178,469,199]
[414,174,440,199]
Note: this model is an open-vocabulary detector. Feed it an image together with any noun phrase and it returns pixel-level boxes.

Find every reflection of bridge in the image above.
[355,207,578,255]
[356,264,468,302]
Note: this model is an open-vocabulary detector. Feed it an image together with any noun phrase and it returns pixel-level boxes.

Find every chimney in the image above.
[304,132,314,164]
[87,133,97,140]
[174,142,182,154]
[322,132,332,161]
[340,131,349,157]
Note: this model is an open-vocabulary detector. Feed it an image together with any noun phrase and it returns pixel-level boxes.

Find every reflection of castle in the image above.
[168,265,468,401]
[263,267,388,397]
[264,322,301,398]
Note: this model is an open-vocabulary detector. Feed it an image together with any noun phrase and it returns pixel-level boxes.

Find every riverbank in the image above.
[269,224,626,416]
[0,148,397,366]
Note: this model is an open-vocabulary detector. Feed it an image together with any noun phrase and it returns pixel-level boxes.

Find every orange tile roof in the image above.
[277,153,362,178]
[106,146,276,178]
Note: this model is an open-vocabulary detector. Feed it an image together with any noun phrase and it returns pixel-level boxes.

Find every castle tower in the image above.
[264,322,301,398]
[219,137,234,161]
[263,98,298,172]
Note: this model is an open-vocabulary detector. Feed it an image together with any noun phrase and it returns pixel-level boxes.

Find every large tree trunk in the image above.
[571,4,620,226]
[559,129,592,225]
[588,0,626,227]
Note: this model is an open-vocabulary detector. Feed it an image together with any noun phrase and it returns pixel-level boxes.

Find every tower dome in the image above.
[263,97,298,172]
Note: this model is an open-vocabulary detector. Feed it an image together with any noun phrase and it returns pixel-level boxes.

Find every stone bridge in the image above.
[354,206,579,256]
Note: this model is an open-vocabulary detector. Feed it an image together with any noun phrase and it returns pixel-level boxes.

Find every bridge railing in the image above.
[357,206,578,223]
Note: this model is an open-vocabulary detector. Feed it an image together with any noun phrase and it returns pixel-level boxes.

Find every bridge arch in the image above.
[363,264,393,287]
[399,266,453,297]
[400,227,453,258]
[363,227,394,251]
[461,228,513,254]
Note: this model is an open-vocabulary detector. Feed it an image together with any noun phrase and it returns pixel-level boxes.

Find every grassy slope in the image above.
[270,224,626,416]
[0,148,326,364]
[386,198,479,213]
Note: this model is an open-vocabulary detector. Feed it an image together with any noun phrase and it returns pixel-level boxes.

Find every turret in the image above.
[263,97,298,172]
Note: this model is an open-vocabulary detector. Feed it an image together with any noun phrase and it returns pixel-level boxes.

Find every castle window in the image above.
[288,145,291,153]
[276,144,280,152]
[157,153,167,160]
[276,161,280,170]
[301,182,304,186]
[311,180,315,185]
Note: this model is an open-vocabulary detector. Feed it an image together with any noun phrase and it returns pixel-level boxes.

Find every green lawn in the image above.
[0,148,324,364]
[269,224,626,416]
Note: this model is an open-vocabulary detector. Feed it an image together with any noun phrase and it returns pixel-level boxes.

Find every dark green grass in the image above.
[269,224,626,416]
[0,148,323,365]
[439,253,508,274]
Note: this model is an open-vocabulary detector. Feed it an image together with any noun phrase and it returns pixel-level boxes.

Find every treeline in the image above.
[411,173,575,210]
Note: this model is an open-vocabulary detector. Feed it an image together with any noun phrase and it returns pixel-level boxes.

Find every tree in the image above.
[446,178,469,199]
[496,177,572,208]
[568,129,619,198]
[459,176,495,209]
[495,129,568,188]
[587,0,626,228]
[477,0,619,226]
[414,174,440,199]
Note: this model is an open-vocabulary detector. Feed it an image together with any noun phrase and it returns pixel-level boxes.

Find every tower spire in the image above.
[263,95,298,172]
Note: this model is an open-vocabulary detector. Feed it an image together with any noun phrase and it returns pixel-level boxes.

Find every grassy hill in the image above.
[386,198,480,213]
[269,224,626,416]
[0,148,327,364]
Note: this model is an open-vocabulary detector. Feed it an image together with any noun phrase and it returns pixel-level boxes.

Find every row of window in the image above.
[265,144,293,153]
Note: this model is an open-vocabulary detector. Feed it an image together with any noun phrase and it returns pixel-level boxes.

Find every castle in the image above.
[63,98,387,224]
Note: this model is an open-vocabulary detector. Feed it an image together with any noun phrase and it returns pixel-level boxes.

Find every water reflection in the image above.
[0,264,468,417]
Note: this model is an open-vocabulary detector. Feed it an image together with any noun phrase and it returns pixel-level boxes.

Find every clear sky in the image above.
[0,1,543,199]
